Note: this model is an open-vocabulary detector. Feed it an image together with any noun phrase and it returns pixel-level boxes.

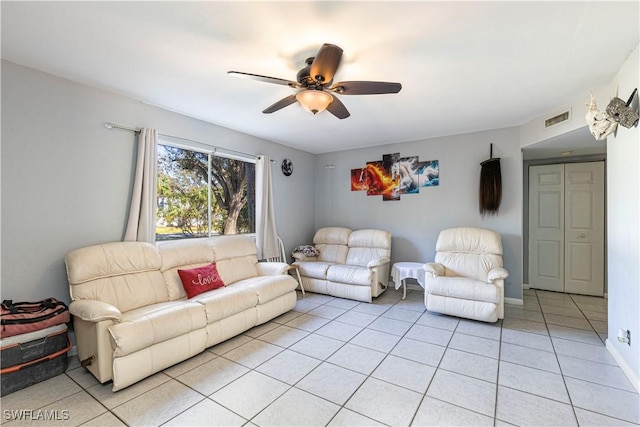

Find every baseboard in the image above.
[69,344,77,357]
[606,339,640,393]
[504,297,523,306]
[523,284,530,289]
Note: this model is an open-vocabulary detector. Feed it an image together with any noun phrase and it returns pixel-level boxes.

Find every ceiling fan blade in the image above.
[330,81,402,95]
[310,44,343,85]
[326,96,350,119]
[228,71,301,88]
[263,94,298,114]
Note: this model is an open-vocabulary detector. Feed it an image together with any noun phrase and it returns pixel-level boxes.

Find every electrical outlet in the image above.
[618,328,631,345]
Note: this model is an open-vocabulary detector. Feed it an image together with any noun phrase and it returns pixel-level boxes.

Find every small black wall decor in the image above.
[281,158,293,176]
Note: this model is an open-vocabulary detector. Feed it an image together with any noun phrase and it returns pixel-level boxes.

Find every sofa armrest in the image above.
[292,253,317,262]
[424,262,445,277]
[256,262,289,276]
[367,257,390,268]
[69,300,122,322]
[488,267,509,283]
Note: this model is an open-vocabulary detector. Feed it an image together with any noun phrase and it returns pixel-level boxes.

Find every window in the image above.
[156,143,255,241]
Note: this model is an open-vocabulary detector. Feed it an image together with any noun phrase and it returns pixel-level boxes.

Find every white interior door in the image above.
[564,162,605,296]
[529,164,565,292]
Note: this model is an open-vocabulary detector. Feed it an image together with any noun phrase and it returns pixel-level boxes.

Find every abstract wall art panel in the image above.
[351,153,439,201]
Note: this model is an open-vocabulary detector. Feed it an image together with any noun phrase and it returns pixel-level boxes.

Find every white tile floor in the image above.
[2,288,638,426]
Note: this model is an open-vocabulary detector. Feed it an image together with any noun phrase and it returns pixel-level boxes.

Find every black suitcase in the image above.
[0,324,71,395]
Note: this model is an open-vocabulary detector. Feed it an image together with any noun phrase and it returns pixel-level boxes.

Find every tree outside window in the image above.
[156,144,255,240]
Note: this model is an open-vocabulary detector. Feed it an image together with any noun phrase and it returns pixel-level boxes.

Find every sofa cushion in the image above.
[427,277,499,303]
[313,227,351,264]
[211,235,259,284]
[434,227,503,282]
[158,239,215,300]
[191,285,258,324]
[110,301,207,357]
[178,263,225,298]
[346,229,391,267]
[66,242,162,284]
[436,227,503,255]
[315,244,349,264]
[295,261,334,280]
[313,227,352,245]
[238,276,299,304]
[435,252,503,282]
[326,265,372,286]
[65,242,169,313]
[348,229,392,250]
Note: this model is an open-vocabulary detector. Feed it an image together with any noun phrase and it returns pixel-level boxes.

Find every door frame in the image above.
[522,153,607,294]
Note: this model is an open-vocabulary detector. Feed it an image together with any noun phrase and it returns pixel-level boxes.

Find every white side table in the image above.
[391,262,426,300]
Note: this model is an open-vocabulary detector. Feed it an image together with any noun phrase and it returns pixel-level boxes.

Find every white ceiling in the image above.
[2,1,638,154]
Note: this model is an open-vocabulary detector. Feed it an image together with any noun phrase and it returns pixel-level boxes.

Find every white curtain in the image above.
[255,155,279,260]
[124,128,158,243]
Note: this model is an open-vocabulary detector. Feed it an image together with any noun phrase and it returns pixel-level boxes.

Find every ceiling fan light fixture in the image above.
[295,90,333,115]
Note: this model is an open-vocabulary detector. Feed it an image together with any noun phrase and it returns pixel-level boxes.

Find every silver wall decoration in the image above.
[586,89,639,141]
[606,88,639,128]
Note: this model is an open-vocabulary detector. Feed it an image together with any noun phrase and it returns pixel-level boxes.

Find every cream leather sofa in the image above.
[292,227,391,302]
[424,227,508,323]
[65,235,298,391]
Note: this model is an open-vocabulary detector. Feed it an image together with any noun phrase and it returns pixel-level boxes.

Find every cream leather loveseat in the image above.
[292,227,391,302]
[65,235,298,391]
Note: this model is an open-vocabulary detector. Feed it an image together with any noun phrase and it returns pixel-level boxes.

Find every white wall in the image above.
[1,60,316,303]
[313,127,523,300]
[605,45,640,389]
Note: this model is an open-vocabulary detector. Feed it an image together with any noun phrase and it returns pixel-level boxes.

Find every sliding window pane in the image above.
[157,145,209,240]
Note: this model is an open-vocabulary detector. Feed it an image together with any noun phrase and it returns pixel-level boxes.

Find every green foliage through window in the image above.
[156,144,255,240]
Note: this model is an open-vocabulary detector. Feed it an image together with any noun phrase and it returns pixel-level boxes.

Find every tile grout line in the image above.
[493,319,503,426]
[322,288,424,426]
[233,290,403,426]
[63,372,130,426]
[407,309,460,427]
[536,290,581,426]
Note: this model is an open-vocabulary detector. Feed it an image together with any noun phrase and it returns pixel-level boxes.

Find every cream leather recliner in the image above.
[423,227,508,323]
[293,227,391,302]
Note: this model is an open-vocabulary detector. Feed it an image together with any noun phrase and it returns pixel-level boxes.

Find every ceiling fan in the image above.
[228,43,402,119]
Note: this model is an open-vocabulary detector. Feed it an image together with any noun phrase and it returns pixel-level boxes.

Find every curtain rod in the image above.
[104,122,274,162]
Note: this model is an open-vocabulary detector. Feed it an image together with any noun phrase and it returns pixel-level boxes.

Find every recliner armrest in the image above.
[69,300,122,322]
[424,262,445,277]
[488,267,509,282]
[367,258,390,268]
[256,262,289,276]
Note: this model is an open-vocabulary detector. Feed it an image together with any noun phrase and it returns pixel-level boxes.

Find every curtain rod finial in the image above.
[104,122,115,129]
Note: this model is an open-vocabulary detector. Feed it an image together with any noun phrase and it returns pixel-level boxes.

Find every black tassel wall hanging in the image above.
[479,143,502,216]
